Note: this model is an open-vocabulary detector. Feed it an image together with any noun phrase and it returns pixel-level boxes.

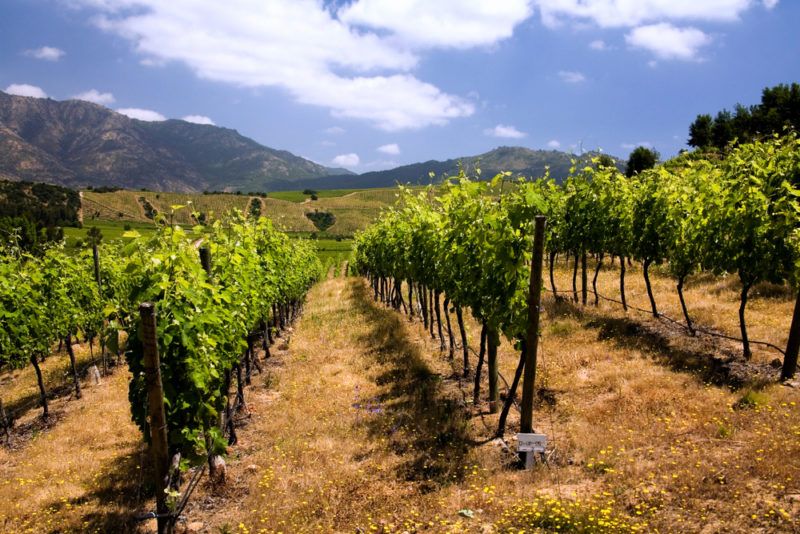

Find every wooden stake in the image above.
[139,302,171,534]
[782,291,800,380]
[520,216,546,468]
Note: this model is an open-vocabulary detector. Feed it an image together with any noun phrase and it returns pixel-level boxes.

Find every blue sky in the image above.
[1,0,798,173]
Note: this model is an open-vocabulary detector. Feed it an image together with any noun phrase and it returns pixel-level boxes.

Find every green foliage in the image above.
[0,209,321,466]
[688,82,800,151]
[625,146,659,177]
[305,210,336,232]
[355,133,800,359]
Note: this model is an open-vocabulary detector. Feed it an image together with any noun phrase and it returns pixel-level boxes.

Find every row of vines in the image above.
[352,133,800,406]
[0,209,321,528]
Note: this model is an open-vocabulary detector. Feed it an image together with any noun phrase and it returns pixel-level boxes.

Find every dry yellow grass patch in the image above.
[0,365,143,533]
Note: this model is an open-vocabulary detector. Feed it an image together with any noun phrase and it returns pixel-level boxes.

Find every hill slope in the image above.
[0,92,350,192]
[271,146,621,191]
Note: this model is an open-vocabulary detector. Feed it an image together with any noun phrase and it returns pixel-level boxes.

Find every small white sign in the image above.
[517,433,547,453]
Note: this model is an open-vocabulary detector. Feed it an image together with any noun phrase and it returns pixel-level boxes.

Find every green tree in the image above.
[625,146,659,177]
[688,114,713,148]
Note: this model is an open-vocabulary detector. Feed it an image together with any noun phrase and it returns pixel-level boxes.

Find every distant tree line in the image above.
[0,181,80,252]
[688,82,800,151]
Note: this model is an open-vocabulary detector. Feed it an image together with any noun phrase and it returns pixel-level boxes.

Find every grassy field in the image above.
[268,186,423,203]
[63,219,161,247]
[1,261,797,532]
[81,188,396,237]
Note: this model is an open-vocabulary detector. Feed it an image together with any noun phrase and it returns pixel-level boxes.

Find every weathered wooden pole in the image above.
[92,242,102,289]
[199,246,212,276]
[139,303,171,534]
[781,291,800,381]
[519,216,546,468]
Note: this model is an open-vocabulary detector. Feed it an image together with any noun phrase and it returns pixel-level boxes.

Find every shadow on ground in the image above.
[544,296,778,390]
[349,280,471,493]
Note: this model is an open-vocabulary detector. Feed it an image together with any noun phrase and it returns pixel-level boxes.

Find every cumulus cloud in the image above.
[625,23,711,60]
[535,1,773,60]
[23,46,65,61]
[621,141,653,149]
[73,89,115,105]
[558,70,586,83]
[546,139,561,149]
[332,153,360,167]
[589,39,607,50]
[117,107,166,121]
[484,124,527,139]
[182,114,215,125]
[5,84,47,98]
[67,0,485,131]
[339,0,533,48]
[377,143,400,155]
[534,0,766,28]
[324,126,346,135]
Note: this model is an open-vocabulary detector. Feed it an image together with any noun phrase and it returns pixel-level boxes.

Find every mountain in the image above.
[0,92,351,192]
[268,146,622,191]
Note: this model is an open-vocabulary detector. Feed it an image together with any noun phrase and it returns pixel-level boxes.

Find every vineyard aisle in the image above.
[192,276,486,533]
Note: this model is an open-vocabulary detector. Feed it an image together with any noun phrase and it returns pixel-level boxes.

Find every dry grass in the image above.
[1,265,798,533]
[81,190,393,235]
[0,364,144,533]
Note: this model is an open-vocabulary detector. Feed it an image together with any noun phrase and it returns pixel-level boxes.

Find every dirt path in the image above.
[191,276,490,533]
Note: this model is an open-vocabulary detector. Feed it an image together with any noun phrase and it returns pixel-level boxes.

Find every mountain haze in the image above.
[273,146,622,191]
[0,92,350,192]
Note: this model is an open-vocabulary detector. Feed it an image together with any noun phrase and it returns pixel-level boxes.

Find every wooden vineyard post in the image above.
[199,246,225,480]
[781,291,800,381]
[139,303,172,534]
[92,242,102,289]
[0,398,10,443]
[519,215,547,469]
[199,246,212,277]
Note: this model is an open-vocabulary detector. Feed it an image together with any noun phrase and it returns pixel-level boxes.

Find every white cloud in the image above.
[377,143,400,155]
[73,89,116,105]
[324,126,346,135]
[762,0,779,9]
[621,141,653,149]
[535,0,765,28]
[484,124,527,139]
[117,107,166,121]
[69,0,478,131]
[332,153,360,167]
[360,159,398,169]
[140,57,167,67]
[339,0,533,48]
[182,114,215,125]
[625,23,711,60]
[589,39,607,50]
[546,139,561,149]
[558,70,586,83]
[23,46,65,61]
[4,84,47,98]
[320,140,336,147]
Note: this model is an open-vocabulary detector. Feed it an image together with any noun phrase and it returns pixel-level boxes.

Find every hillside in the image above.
[81,188,397,236]
[0,92,350,192]
[0,180,80,227]
[271,146,621,191]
